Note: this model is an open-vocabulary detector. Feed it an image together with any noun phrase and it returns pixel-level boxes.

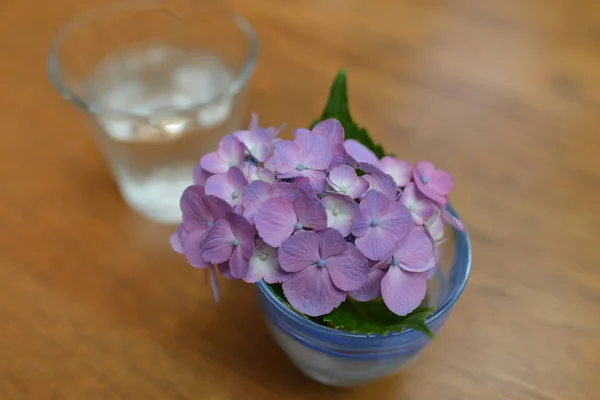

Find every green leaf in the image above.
[323,298,436,338]
[312,70,386,159]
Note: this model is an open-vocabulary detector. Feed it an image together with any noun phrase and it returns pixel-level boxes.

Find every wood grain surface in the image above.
[1,0,599,399]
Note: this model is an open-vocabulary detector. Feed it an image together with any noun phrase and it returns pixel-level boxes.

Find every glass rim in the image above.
[257,204,472,339]
[47,1,259,118]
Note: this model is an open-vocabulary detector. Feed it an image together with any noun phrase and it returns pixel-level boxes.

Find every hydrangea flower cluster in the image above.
[171,114,463,317]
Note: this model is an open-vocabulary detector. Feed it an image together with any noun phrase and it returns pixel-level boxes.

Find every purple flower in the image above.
[398,182,436,225]
[310,119,348,166]
[425,209,445,242]
[273,134,333,192]
[243,240,290,284]
[326,164,368,199]
[351,190,413,260]
[205,167,247,207]
[279,229,369,316]
[234,128,272,162]
[413,161,454,205]
[201,135,246,174]
[242,181,303,225]
[442,208,464,231]
[352,226,435,314]
[321,193,359,237]
[239,162,276,184]
[171,185,233,268]
[193,164,212,186]
[363,170,398,200]
[255,192,328,247]
[201,212,255,279]
[343,139,379,166]
[379,157,412,187]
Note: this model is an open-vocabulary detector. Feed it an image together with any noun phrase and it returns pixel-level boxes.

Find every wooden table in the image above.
[1,0,599,398]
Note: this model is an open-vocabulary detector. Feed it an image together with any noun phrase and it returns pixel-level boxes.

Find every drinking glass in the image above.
[48,1,259,224]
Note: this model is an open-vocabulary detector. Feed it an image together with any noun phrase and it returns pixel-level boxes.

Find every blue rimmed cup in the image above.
[256,207,471,387]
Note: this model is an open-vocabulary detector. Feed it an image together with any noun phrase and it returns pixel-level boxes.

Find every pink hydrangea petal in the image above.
[183,230,209,268]
[312,119,344,144]
[379,157,412,187]
[208,265,220,303]
[364,172,397,200]
[272,182,305,201]
[299,169,327,193]
[414,161,446,204]
[318,228,348,259]
[225,212,255,260]
[234,129,272,162]
[328,164,358,192]
[432,169,454,195]
[201,219,235,264]
[349,267,386,301]
[273,140,301,174]
[278,231,320,273]
[330,143,349,167]
[399,183,437,225]
[294,194,327,231]
[255,197,297,247]
[378,202,413,244]
[356,162,382,174]
[321,194,359,237]
[294,176,318,195]
[193,164,212,185]
[381,267,428,316]
[217,262,232,279]
[347,177,369,199]
[282,265,347,317]
[293,128,311,137]
[204,195,234,220]
[295,134,332,170]
[170,225,185,254]
[242,164,275,183]
[264,156,276,172]
[351,213,371,238]
[415,161,436,178]
[426,210,445,242]
[242,180,272,224]
[442,208,464,231]
[218,135,246,166]
[344,139,379,166]
[395,226,436,272]
[355,226,399,260]
[180,185,210,232]
[326,243,369,291]
[425,266,438,280]
[205,173,236,204]
[200,152,228,174]
[228,166,248,190]
[359,190,391,219]
[229,246,250,279]
[244,242,290,284]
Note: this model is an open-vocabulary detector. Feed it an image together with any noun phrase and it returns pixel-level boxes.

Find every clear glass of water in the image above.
[48,1,258,224]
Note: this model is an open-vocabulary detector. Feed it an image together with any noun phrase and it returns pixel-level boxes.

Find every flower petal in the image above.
[255,197,297,247]
[295,134,332,170]
[326,243,369,291]
[244,242,290,284]
[229,246,250,279]
[201,219,235,264]
[349,267,386,301]
[355,226,400,260]
[328,164,358,192]
[234,129,272,162]
[278,231,320,273]
[218,135,246,166]
[183,230,209,268]
[180,185,210,232]
[208,265,220,303]
[318,228,348,259]
[273,140,301,174]
[300,169,327,193]
[426,210,445,242]
[395,226,436,272]
[294,194,327,231]
[359,190,391,219]
[242,180,272,224]
[205,173,235,204]
[225,212,255,259]
[381,267,428,316]
[200,151,228,174]
[282,265,347,317]
[379,157,412,187]
[442,208,464,231]
[170,225,185,254]
[432,169,454,195]
[378,202,413,244]
[399,183,436,225]
[193,164,212,185]
[312,119,344,144]
[321,194,359,237]
[204,195,234,221]
[364,171,397,200]
[344,139,379,166]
